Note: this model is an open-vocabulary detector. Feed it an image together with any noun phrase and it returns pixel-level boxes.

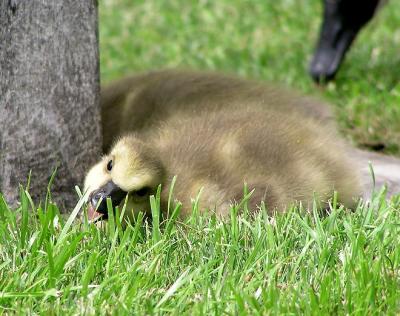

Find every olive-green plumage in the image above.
[86,70,360,220]
[100,69,334,151]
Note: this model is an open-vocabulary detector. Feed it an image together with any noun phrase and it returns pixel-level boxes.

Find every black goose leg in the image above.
[309,0,380,83]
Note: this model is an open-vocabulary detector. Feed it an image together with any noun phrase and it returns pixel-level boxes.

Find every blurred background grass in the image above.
[99,0,400,155]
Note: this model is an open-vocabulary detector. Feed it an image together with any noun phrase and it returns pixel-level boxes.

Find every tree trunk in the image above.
[0,0,102,210]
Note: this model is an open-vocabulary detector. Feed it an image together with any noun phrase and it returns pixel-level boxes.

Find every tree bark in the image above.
[0,0,102,210]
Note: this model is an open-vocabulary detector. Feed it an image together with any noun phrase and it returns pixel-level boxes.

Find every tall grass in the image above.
[0,187,399,314]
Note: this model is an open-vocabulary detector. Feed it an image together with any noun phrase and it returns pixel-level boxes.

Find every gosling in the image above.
[100,69,334,152]
[85,102,360,222]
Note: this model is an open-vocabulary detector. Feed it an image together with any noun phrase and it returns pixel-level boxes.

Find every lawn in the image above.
[1,0,400,314]
[1,188,400,314]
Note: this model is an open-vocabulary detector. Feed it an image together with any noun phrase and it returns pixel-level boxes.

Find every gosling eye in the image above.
[106,160,113,172]
[133,187,151,198]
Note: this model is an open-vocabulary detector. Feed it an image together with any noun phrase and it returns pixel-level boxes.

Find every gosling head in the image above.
[84,136,164,223]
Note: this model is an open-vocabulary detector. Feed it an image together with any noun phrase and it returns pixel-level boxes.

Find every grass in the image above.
[1,187,400,314]
[100,0,400,155]
[1,0,400,314]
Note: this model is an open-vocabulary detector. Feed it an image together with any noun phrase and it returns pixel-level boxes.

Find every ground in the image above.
[0,1,400,314]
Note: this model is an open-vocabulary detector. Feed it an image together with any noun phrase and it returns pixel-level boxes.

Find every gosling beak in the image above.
[88,180,127,221]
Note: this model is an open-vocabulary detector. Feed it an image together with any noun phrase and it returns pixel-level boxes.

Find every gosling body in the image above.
[86,71,361,222]
[101,69,334,152]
